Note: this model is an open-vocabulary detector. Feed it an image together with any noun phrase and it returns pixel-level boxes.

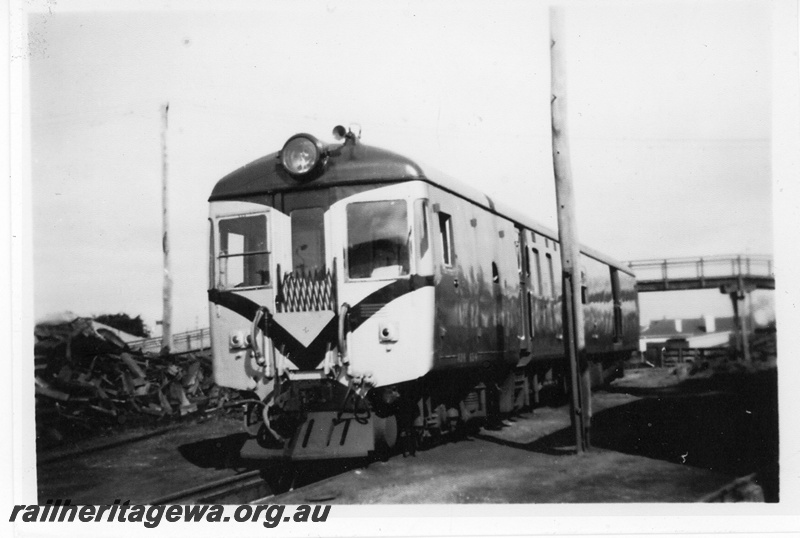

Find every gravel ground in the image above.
[272,390,737,504]
[37,413,250,504]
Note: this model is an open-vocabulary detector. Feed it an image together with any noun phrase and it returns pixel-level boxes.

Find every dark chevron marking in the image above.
[208,274,434,370]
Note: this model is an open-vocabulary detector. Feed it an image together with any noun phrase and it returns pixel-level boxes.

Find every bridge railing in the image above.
[627,255,774,283]
[128,327,211,355]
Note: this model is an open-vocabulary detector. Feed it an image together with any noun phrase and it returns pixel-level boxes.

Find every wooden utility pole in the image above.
[549,7,591,452]
[160,102,173,355]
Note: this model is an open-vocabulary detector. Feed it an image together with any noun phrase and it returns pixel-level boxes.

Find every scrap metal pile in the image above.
[34,313,241,444]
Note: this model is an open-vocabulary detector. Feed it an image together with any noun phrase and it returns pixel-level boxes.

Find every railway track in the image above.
[38,410,374,505]
[146,470,273,505]
[38,423,185,465]
[144,458,368,505]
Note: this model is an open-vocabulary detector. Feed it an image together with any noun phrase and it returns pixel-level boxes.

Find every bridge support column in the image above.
[723,280,755,362]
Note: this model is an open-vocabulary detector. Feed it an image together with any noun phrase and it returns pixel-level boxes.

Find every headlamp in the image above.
[281,134,324,177]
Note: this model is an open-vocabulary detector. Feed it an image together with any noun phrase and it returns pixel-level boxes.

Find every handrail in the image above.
[627,254,773,266]
[251,307,269,366]
[338,303,351,365]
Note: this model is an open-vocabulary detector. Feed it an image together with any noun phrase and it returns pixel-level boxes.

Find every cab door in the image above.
[208,201,291,390]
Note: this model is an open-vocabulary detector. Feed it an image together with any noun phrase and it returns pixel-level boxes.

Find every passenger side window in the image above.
[532,248,542,294]
[528,291,535,337]
[546,253,556,298]
[611,268,623,342]
[524,245,531,277]
[438,212,454,267]
[580,269,588,305]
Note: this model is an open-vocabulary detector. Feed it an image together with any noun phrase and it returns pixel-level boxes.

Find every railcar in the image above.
[207,127,638,460]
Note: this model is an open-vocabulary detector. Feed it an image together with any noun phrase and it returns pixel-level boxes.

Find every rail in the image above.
[147,469,270,505]
[627,255,774,292]
[128,327,211,355]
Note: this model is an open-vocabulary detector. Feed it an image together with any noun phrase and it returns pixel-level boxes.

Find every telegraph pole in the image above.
[160,102,173,355]
[550,7,590,452]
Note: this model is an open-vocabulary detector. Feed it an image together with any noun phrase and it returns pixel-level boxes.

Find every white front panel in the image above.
[347,287,435,386]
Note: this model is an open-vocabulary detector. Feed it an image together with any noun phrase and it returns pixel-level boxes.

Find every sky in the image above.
[23,0,783,335]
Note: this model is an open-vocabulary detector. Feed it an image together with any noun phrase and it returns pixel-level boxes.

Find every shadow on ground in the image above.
[178,432,375,495]
[178,432,254,470]
[480,369,779,502]
[597,368,778,502]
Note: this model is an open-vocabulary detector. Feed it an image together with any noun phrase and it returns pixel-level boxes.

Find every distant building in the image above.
[639,315,736,365]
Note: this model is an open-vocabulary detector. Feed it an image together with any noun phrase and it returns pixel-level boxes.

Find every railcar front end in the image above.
[208,131,445,459]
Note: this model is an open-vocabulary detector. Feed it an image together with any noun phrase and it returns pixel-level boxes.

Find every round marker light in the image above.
[281,134,323,177]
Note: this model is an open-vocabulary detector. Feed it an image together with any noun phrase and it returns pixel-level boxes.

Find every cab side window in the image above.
[414,199,434,275]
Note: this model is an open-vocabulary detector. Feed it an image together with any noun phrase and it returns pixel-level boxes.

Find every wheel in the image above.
[373,415,398,450]
[371,415,398,462]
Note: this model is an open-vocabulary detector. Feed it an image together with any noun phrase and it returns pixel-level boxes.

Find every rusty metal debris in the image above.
[34,314,240,446]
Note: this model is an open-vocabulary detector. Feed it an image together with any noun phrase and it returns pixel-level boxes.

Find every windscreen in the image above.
[346,200,409,279]
[291,207,325,273]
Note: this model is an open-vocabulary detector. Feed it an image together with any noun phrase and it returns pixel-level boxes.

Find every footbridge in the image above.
[627,255,774,362]
[128,327,211,355]
[627,255,774,293]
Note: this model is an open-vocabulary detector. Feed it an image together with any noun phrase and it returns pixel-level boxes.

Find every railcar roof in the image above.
[209,140,633,276]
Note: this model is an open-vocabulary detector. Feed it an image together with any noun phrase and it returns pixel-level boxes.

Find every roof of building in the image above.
[641,317,735,339]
